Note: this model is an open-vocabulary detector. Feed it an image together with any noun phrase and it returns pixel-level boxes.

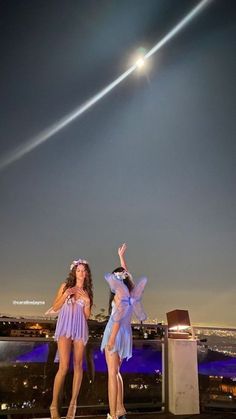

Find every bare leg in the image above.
[66,340,85,418]
[105,347,120,419]
[116,369,126,417]
[50,337,72,418]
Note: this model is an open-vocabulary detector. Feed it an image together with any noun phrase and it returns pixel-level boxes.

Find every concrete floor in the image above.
[68,413,236,419]
[20,412,236,419]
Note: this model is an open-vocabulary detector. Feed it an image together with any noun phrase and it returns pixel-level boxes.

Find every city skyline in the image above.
[0,1,236,328]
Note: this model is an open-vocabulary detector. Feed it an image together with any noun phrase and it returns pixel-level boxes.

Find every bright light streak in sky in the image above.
[0,0,212,172]
[144,0,212,59]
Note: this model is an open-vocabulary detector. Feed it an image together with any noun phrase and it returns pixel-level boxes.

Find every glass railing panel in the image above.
[195,327,236,411]
[0,327,163,414]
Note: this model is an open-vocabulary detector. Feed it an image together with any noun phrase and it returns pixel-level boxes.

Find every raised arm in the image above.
[118,243,128,270]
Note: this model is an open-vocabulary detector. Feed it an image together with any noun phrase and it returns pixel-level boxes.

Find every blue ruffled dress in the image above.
[101,273,147,361]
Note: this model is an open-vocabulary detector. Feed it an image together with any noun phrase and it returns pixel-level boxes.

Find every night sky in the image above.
[0,0,235,327]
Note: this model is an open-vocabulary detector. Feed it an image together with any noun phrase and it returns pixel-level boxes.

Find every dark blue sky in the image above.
[0,0,235,326]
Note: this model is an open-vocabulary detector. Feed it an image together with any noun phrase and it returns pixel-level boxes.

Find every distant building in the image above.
[10,328,51,338]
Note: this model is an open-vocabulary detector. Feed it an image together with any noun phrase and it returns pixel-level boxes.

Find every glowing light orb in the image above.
[135,57,145,68]
[0,0,212,171]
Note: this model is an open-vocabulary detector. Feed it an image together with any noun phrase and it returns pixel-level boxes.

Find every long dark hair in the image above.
[108,267,134,315]
[63,263,93,307]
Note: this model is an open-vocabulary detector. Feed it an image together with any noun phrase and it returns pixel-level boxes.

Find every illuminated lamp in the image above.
[167,309,193,339]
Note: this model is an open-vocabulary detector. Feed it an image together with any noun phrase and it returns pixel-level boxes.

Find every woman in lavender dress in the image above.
[101,244,147,419]
[47,259,93,419]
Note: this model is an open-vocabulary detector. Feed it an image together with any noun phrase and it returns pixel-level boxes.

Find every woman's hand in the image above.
[76,288,90,306]
[107,322,119,351]
[107,337,115,351]
[118,243,127,258]
[65,286,77,297]
[118,243,128,271]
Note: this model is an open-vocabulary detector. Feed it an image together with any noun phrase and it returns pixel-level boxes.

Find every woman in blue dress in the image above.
[101,244,147,419]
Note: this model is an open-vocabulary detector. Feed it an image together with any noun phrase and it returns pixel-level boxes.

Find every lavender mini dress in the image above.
[54,296,88,344]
